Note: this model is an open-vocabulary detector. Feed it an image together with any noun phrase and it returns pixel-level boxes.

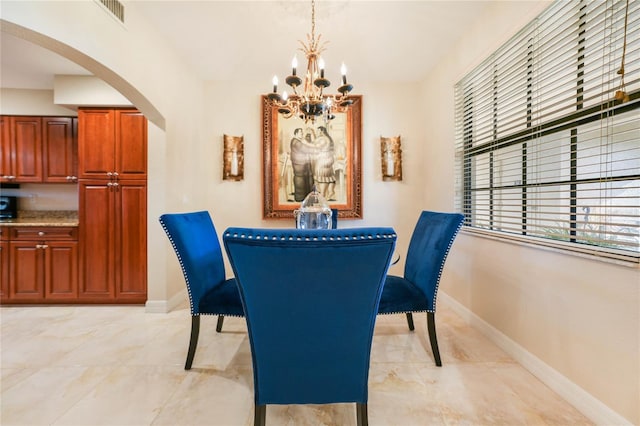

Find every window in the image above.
[454,0,640,261]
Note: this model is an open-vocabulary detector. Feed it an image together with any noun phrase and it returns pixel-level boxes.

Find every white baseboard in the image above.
[440,292,632,426]
[144,289,187,313]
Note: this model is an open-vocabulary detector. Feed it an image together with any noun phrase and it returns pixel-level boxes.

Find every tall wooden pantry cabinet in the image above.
[77,108,147,303]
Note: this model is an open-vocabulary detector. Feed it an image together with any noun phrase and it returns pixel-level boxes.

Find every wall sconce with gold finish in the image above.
[381,135,402,181]
[223,134,244,181]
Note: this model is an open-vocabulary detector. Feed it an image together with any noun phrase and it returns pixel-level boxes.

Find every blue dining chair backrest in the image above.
[159,211,244,369]
[403,210,464,312]
[377,210,464,367]
[160,211,228,314]
[223,227,396,424]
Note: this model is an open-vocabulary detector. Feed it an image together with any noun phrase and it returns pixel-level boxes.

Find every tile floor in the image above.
[1,302,593,425]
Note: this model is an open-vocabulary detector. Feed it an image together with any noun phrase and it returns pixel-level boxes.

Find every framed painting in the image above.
[262,95,362,219]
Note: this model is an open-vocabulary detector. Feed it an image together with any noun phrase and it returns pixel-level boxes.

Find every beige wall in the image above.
[421,1,640,424]
[201,80,426,274]
[2,0,638,424]
[0,88,76,116]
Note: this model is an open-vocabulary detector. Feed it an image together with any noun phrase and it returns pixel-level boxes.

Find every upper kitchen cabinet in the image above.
[0,116,8,181]
[1,116,43,183]
[43,117,78,183]
[0,115,77,183]
[78,109,147,180]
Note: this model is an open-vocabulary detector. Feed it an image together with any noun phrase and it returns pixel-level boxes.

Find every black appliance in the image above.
[1,183,20,219]
[0,195,18,219]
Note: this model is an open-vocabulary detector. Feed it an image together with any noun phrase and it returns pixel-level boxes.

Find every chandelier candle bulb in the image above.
[292,57,298,76]
[319,57,325,78]
[272,76,278,93]
[341,63,347,84]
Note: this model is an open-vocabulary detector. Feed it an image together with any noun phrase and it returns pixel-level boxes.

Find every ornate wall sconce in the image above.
[381,135,402,181]
[223,134,244,181]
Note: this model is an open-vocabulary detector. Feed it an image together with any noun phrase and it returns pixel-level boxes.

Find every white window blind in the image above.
[454,0,640,259]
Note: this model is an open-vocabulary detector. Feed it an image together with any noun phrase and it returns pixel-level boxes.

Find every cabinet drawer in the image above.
[11,227,77,241]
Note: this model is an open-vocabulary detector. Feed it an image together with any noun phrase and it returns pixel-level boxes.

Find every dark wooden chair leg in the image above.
[427,311,442,367]
[185,315,200,370]
[356,403,368,426]
[405,312,415,331]
[254,404,266,426]
[216,315,225,332]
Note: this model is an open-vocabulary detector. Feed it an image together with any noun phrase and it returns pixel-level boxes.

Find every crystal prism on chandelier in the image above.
[266,0,354,123]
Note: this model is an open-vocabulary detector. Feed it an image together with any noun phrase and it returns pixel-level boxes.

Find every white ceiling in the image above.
[1,0,497,90]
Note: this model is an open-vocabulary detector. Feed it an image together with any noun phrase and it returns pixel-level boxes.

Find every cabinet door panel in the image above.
[115,182,147,299]
[115,110,147,179]
[78,109,115,179]
[43,117,76,182]
[45,241,78,299]
[12,116,43,182]
[0,116,11,179]
[9,242,44,300]
[79,182,115,299]
[0,240,8,301]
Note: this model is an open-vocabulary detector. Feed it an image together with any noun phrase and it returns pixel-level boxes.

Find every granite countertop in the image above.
[0,210,79,227]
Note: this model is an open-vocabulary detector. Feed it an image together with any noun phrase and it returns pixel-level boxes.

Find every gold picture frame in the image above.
[262,95,362,219]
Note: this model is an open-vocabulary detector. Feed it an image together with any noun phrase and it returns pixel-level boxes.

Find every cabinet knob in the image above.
[107,172,113,177]
[38,231,45,237]
[107,182,113,187]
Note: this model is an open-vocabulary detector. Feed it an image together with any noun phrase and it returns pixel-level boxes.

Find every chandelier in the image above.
[267,0,354,123]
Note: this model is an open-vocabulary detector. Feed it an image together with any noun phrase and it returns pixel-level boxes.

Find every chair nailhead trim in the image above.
[380,309,434,315]
[431,220,464,311]
[160,219,197,315]
[224,230,397,241]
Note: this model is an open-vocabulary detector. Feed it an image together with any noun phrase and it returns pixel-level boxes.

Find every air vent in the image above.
[98,0,124,23]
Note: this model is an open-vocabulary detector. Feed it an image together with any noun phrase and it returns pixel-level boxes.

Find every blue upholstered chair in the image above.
[377,211,464,367]
[223,227,397,426]
[159,211,244,370]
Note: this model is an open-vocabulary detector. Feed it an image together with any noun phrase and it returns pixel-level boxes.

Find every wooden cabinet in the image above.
[43,117,77,183]
[0,109,149,305]
[0,115,77,183]
[78,181,147,302]
[78,108,147,303]
[0,227,8,300]
[0,116,10,180]
[1,116,43,182]
[5,227,78,303]
[78,109,146,180]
